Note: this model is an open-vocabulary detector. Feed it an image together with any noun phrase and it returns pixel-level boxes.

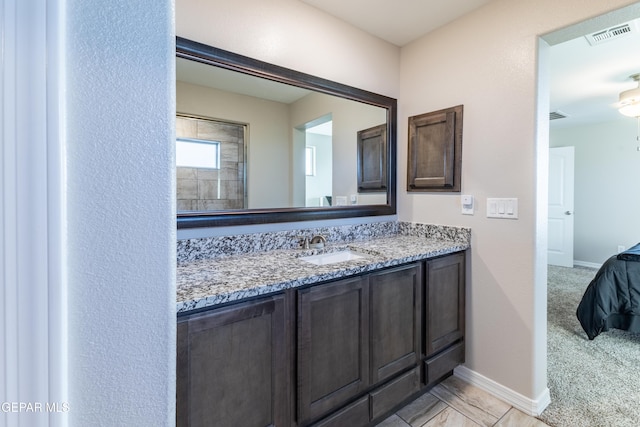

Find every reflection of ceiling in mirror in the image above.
[176,57,312,104]
[307,121,332,136]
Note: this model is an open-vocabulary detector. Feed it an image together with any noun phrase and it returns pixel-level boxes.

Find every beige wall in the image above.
[176,0,640,410]
[399,0,640,402]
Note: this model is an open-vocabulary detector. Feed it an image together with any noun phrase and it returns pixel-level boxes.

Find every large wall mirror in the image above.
[176,37,397,228]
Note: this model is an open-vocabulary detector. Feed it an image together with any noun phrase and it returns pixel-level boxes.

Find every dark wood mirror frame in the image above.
[176,37,397,228]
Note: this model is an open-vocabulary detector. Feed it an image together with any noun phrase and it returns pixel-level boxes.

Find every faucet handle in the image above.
[298,236,310,249]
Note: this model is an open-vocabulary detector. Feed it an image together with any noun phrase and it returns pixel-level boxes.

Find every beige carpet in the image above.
[538,265,640,427]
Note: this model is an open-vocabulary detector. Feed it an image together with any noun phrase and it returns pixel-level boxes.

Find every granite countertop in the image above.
[177,234,469,314]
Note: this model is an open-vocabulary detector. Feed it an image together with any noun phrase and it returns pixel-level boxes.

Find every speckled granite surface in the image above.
[177,222,471,314]
[176,221,399,263]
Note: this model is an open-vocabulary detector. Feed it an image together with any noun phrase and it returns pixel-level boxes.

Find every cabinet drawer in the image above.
[424,341,464,386]
[370,367,421,420]
[311,396,369,427]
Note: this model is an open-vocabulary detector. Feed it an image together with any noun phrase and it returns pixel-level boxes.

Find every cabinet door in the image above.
[176,295,288,427]
[357,123,387,192]
[425,252,465,357]
[407,105,463,192]
[370,263,422,385]
[297,276,370,425]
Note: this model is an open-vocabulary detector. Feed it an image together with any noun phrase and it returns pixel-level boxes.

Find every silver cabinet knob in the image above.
[565,211,573,215]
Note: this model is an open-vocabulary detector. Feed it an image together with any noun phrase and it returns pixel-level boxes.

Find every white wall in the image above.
[2,1,67,425]
[399,0,639,407]
[3,1,175,425]
[66,0,175,425]
[551,119,640,264]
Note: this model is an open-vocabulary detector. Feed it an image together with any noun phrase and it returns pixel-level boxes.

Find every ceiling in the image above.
[300,0,493,47]
[550,19,640,128]
[176,57,312,104]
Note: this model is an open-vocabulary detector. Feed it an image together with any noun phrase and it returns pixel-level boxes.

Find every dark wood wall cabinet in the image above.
[407,105,463,192]
[176,252,465,427]
[357,124,387,192]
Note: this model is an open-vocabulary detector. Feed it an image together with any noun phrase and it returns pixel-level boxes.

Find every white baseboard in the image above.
[454,365,551,417]
[573,260,601,269]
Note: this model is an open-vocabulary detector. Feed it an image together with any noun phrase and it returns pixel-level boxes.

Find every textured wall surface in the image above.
[66,1,176,425]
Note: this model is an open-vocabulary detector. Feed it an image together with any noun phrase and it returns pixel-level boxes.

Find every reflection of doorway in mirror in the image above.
[176,115,247,211]
[304,120,333,207]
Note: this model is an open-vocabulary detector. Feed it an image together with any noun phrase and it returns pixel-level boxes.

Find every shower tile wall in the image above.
[176,116,246,211]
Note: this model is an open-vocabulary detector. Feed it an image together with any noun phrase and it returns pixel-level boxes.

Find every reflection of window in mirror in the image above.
[176,115,247,212]
[176,138,220,169]
[305,146,316,176]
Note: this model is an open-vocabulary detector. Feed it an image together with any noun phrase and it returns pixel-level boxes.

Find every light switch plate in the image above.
[334,196,348,206]
[461,195,474,215]
[487,198,518,219]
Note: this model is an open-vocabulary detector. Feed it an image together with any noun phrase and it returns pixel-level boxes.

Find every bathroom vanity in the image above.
[176,222,469,427]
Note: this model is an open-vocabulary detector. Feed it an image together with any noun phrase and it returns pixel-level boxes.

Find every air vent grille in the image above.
[586,23,633,46]
[550,111,568,120]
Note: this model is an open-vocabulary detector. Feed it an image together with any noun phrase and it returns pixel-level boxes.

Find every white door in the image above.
[548,146,575,267]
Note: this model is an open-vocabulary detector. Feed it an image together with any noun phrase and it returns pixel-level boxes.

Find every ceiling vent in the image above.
[585,23,635,46]
[549,110,568,120]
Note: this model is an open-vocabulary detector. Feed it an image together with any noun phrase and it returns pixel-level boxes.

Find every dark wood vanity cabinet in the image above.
[176,252,465,427]
[176,294,288,427]
[297,263,422,426]
[423,252,466,386]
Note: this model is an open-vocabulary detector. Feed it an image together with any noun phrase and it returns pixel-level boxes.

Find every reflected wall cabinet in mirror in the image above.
[176,37,397,228]
[357,124,387,193]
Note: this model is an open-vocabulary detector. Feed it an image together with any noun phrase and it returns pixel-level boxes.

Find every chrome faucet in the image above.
[310,234,327,249]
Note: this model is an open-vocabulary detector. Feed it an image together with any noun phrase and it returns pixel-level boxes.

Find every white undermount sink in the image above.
[299,250,365,266]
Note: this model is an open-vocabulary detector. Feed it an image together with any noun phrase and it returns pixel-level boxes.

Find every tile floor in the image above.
[375,376,549,427]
